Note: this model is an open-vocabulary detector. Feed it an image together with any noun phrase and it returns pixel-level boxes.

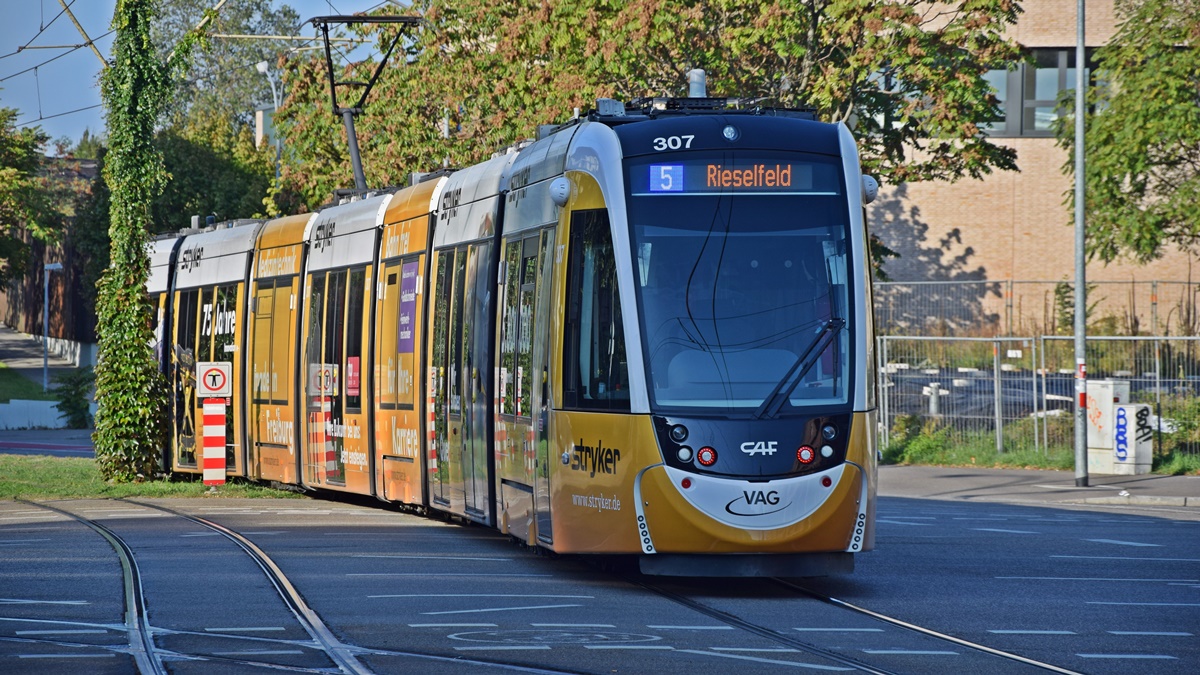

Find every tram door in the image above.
[429,250,455,507]
[529,229,556,542]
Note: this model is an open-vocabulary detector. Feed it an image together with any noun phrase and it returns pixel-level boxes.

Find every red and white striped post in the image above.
[202,398,226,485]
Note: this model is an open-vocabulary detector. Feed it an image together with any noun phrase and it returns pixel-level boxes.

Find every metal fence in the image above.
[875,280,1200,337]
[878,335,1200,455]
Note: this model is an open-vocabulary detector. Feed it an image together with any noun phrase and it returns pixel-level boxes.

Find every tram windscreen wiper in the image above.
[754,317,845,419]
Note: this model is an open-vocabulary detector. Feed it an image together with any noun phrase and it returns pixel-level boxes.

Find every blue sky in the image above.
[0,1,392,147]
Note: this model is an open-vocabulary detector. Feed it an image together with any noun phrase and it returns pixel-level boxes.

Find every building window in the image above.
[984,48,1096,137]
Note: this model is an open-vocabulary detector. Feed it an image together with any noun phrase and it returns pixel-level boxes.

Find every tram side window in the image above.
[499,241,521,417]
[305,274,326,403]
[325,270,347,402]
[563,209,629,411]
[377,269,400,408]
[211,284,238,360]
[345,268,366,411]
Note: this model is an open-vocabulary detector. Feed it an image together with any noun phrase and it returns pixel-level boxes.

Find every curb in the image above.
[1079,496,1200,507]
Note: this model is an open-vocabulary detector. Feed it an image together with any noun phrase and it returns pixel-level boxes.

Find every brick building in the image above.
[870,0,1197,336]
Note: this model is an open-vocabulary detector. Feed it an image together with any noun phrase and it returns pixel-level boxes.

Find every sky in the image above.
[0,0,393,148]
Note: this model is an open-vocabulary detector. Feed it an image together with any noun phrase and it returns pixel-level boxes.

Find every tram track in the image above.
[629,574,1085,675]
[11,498,586,675]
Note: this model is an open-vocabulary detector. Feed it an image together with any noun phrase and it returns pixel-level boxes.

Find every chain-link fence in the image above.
[876,280,1200,337]
[878,335,1200,457]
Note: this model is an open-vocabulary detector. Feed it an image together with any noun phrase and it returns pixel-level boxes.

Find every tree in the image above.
[0,106,63,287]
[275,0,1024,210]
[1058,0,1200,263]
[94,0,209,482]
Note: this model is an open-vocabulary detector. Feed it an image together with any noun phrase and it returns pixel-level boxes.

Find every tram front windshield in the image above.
[626,151,853,416]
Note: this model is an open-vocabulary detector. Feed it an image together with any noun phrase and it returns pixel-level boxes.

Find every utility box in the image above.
[1086,380,1130,474]
[1112,404,1153,475]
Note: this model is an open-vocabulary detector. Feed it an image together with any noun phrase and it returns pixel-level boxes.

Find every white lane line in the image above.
[454,646,552,651]
[0,539,51,545]
[0,599,87,605]
[1109,631,1193,636]
[354,554,512,561]
[17,654,116,659]
[876,519,933,526]
[204,627,286,632]
[584,645,673,650]
[1077,654,1177,660]
[1053,555,1200,562]
[705,643,801,648]
[984,624,1080,629]
[349,573,552,578]
[997,576,1197,583]
[973,528,1038,534]
[1084,538,1161,547]
[408,623,497,627]
[373,594,592,599]
[794,628,884,633]
[863,650,958,655]
[647,625,735,630]
[214,650,305,656]
[877,516,937,520]
[16,630,109,636]
[423,604,583,615]
[531,623,615,628]
[1089,602,1200,607]
[677,649,853,670]
[179,532,221,537]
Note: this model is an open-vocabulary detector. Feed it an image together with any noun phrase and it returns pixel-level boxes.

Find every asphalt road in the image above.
[1,493,1196,674]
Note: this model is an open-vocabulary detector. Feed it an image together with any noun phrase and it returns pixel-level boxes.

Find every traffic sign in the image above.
[197,361,233,398]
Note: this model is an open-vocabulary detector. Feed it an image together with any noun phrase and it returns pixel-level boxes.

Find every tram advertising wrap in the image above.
[149,96,879,577]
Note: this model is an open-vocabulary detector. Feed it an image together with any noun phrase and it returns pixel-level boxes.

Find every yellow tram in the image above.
[154,96,879,576]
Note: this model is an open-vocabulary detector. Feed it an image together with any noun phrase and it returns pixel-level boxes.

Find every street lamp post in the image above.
[256,61,282,181]
[43,262,63,392]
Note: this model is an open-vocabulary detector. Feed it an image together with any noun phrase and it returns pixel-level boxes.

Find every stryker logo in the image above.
[180,246,204,272]
[725,489,789,517]
[313,220,335,251]
[569,439,621,478]
[740,440,778,456]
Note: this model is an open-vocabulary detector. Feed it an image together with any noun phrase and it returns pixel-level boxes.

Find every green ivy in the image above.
[94,0,211,481]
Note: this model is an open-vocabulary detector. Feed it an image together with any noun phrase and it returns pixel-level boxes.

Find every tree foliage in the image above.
[1058,0,1200,263]
[276,0,1024,209]
[0,106,63,286]
[94,0,209,482]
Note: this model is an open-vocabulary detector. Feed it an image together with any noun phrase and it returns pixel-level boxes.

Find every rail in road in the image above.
[1,496,1195,674]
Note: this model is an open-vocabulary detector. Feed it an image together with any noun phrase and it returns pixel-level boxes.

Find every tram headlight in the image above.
[670,424,689,443]
[821,424,837,440]
[797,445,816,464]
[697,446,718,466]
[677,446,693,462]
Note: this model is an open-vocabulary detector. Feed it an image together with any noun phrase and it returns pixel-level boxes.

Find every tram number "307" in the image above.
[652,135,695,151]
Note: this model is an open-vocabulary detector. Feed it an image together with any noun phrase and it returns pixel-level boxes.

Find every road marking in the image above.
[0,599,87,605]
[0,539,51,545]
[374,594,593,599]
[984,624,1080,629]
[1109,631,1192,636]
[973,528,1038,534]
[531,623,615,628]
[214,650,305,656]
[1089,602,1200,607]
[863,650,958,655]
[998,576,1197,583]
[712,648,801,652]
[17,654,116,659]
[350,573,552,578]
[205,627,286,632]
[677,649,852,670]
[1077,654,1177,660]
[647,625,735,630]
[1084,538,1161,547]
[1053,554,1200,562]
[179,532,221,537]
[454,646,552,651]
[584,645,674,650]
[423,604,583,615]
[794,628,884,633]
[16,630,108,636]
[408,623,497,627]
[877,519,933,526]
[354,554,511,561]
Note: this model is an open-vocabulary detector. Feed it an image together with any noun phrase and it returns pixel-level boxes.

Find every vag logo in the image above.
[725,489,789,517]
[740,440,778,456]
[313,221,335,251]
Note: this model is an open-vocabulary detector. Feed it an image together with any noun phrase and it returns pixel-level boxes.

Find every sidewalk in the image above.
[0,324,81,430]
[880,464,1200,510]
